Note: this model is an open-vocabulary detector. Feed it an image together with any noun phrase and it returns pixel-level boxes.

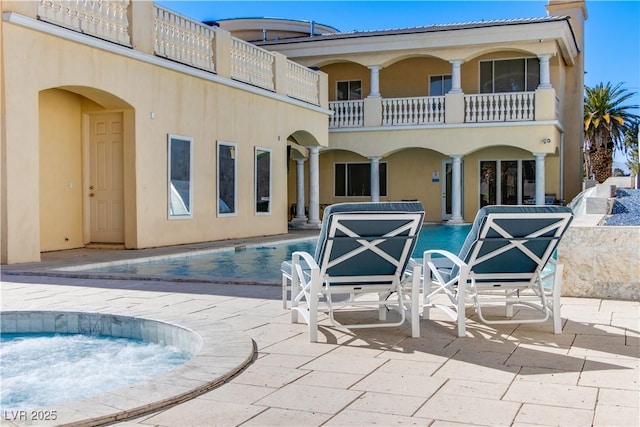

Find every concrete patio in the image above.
[1,238,638,427]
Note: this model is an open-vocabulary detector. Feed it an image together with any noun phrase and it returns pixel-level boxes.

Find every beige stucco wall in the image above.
[1,18,328,263]
[39,90,84,251]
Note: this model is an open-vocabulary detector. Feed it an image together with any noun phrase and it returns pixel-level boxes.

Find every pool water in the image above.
[0,333,191,409]
[83,224,471,282]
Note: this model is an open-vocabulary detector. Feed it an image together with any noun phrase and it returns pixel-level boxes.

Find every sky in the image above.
[156,0,640,168]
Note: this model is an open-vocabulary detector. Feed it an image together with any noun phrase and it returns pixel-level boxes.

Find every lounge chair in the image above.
[423,205,573,337]
[283,202,424,342]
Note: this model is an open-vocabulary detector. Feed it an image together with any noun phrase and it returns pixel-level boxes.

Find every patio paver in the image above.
[1,238,638,427]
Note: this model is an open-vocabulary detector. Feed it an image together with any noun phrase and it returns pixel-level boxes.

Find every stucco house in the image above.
[0,0,586,264]
[230,0,586,226]
[0,0,329,264]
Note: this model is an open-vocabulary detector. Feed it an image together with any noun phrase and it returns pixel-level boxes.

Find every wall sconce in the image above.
[542,137,551,144]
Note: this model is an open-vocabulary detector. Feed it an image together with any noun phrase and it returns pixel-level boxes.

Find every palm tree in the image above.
[624,119,639,188]
[583,82,639,183]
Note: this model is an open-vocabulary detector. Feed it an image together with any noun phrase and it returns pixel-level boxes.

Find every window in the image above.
[429,75,452,96]
[255,147,271,214]
[168,135,193,219]
[480,159,536,207]
[334,162,387,197]
[336,80,362,101]
[480,58,540,93]
[217,141,237,216]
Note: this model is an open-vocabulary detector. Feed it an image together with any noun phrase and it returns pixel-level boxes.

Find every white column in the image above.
[448,155,464,224]
[367,65,381,98]
[537,54,552,89]
[307,146,321,226]
[369,156,381,202]
[294,159,306,220]
[449,60,463,93]
[535,153,547,205]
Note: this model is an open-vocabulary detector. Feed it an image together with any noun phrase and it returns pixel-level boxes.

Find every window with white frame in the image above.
[334,162,387,197]
[479,159,536,207]
[167,134,193,219]
[336,80,362,101]
[479,58,540,93]
[429,75,452,96]
[255,147,271,214]
[217,141,237,216]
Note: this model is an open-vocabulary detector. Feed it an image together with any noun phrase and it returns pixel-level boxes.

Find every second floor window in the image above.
[429,75,452,96]
[480,58,540,93]
[337,80,362,101]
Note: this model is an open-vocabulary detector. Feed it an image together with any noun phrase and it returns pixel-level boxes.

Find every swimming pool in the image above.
[75,224,471,283]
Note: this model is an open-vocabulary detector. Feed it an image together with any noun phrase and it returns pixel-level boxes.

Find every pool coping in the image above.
[0,310,256,427]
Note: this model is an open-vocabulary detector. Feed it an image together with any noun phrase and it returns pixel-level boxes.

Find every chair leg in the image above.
[505,289,515,317]
[457,280,467,338]
[378,292,387,321]
[552,264,563,334]
[291,272,300,324]
[282,274,290,309]
[411,265,420,338]
[308,268,321,342]
[422,274,431,320]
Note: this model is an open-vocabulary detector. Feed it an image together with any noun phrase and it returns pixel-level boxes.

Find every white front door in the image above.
[89,112,124,243]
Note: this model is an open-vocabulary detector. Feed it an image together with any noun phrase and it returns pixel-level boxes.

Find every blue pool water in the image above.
[83,224,471,282]
[0,333,191,409]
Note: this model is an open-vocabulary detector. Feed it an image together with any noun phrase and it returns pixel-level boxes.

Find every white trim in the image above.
[167,134,194,220]
[254,146,272,216]
[329,120,562,133]
[217,141,238,217]
[2,12,331,116]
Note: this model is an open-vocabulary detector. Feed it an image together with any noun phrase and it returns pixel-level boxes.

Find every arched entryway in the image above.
[39,87,133,252]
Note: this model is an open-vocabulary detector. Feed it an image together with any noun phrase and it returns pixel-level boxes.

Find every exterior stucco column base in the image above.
[446,218,465,225]
[288,218,311,229]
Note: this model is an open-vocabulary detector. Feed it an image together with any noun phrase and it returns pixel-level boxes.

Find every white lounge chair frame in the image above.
[288,204,424,342]
[423,207,573,337]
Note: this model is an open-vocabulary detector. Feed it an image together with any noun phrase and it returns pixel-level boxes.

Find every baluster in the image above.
[350,102,355,127]
[418,98,433,124]
[425,98,432,123]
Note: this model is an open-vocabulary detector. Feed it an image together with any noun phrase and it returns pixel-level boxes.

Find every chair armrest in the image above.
[291,251,319,277]
[423,249,466,269]
[423,249,468,284]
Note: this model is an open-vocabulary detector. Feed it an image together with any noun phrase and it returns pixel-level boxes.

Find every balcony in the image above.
[29,0,324,107]
[329,90,554,129]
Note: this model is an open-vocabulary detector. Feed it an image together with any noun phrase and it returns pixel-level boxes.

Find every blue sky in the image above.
[156,1,639,97]
[157,0,639,167]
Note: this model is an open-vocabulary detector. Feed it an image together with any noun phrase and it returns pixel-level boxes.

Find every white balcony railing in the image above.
[465,92,535,122]
[154,6,215,72]
[231,38,275,91]
[382,96,445,125]
[329,100,364,128]
[287,61,319,105]
[37,0,131,46]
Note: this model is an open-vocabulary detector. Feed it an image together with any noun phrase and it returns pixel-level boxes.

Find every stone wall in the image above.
[558,214,640,300]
